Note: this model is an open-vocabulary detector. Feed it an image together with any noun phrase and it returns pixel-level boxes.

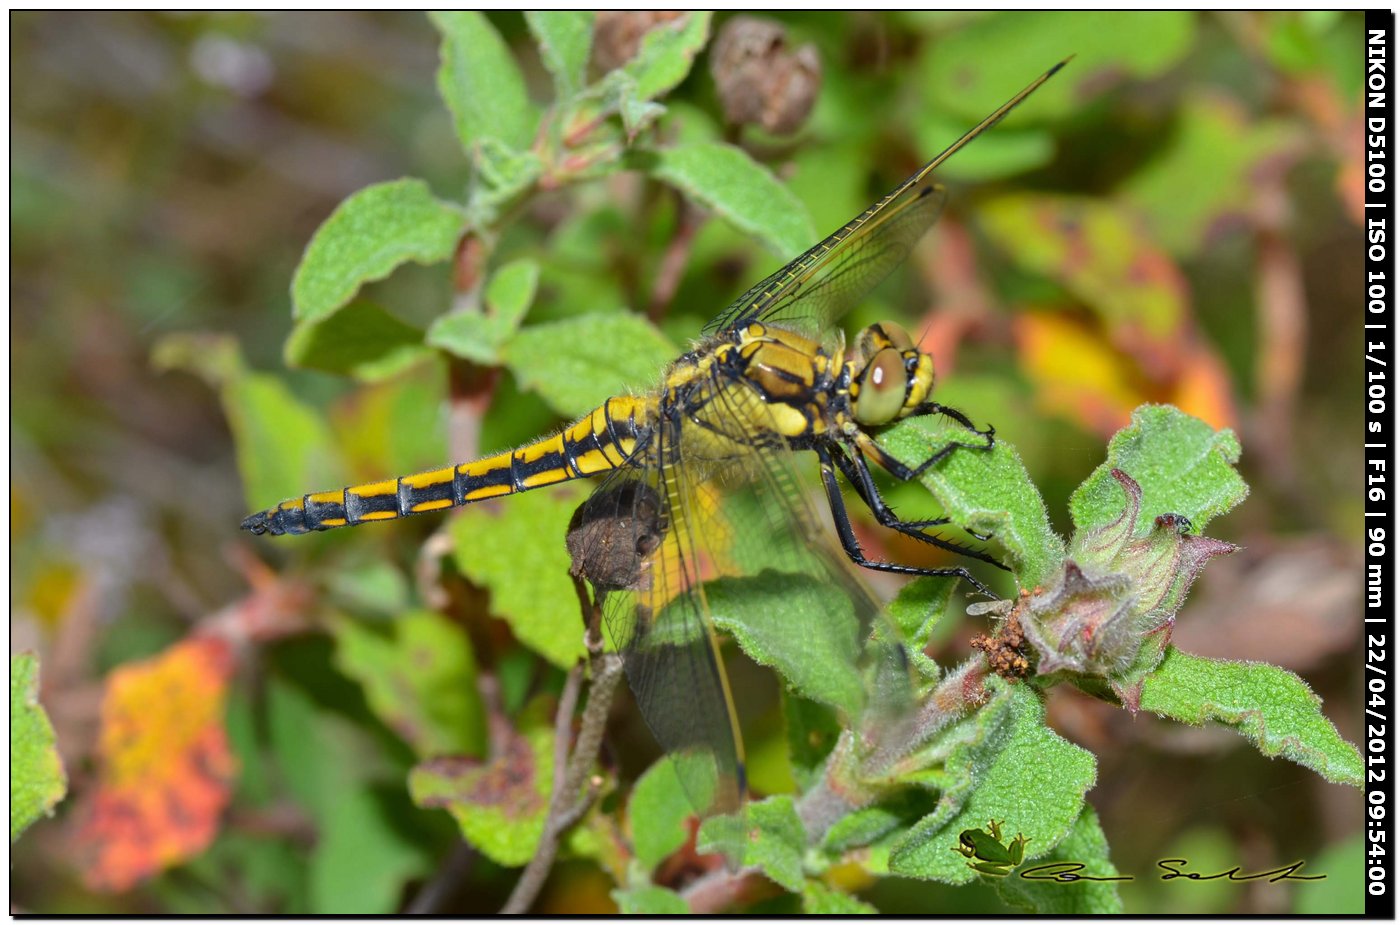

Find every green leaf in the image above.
[919,12,1195,121]
[284,300,430,382]
[708,573,865,717]
[1139,647,1363,787]
[264,677,430,913]
[886,576,956,654]
[1070,405,1247,536]
[291,178,467,323]
[640,141,816,257]
[1121,94,1298,256]
[616,12,712,102]
[991,803,1124,914]
[329,364,449,485]
[450,485,589,669]
[430,11,539,154]
[878,415,1064,588]
[12,652,67,842]
[331,610,487,759]
[468,140,545,226]
[525,11,594,100]
[595,70,667,141]
[613,884,689,914]
[889,683,1096,882]
[698,795,807,892]
[225,374,340,513]
[155,333,341,512]
[427,258,540,364]
[500,312,676,418]
[408,713,554,867]
[802,879,877,913]
[1293,835,1365,914]
[784,691,841,793]
[486,257,542,323]
[628,754,705,871]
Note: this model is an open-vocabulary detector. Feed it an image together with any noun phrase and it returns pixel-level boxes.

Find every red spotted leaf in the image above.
[407,714,553,867]
[75,635,238,892]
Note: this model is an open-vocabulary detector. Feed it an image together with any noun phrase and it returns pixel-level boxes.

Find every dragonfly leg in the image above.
[859,402,995,483]
[830,444,1008,571]
[817,447,999,598]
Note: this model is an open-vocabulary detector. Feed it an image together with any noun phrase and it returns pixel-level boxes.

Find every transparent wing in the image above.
[578,373,917,864]
[702,60,1066,340]
[579,424,748,846]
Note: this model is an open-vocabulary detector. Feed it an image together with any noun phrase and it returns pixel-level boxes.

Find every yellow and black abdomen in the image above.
[241,395,650,536]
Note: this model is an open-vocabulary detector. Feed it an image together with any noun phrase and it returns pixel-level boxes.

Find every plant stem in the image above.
[500,580,623,914]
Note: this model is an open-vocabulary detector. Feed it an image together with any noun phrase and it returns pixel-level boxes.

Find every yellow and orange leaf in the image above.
[75,635,238,892]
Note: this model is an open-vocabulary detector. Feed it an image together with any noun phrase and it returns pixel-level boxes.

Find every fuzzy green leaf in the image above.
[284,300,429,382]
[525,12,593,100]
[784,691,841,793]
[450,485,589,669]
[427,258,540,364]
[1139,647,1363,787]
[640,141,816,257]
[697,795,807,892]
[500,312,675,418]
[613,884,689,914]
[878,416,1064,588]
[615,12,712,102]
[1070,405,1247,536]
[408,715,553,867]
[889,682,1096,882]
[991,803,1124,914]
[468,140,545,226]
[12,653,67,842]
[886,577,956,655]
[708,572,865,717]
[430,11,539,154]
[802,879,877,914]
[628,754,705,872]
[291,178,467,323]
[331,610,486,759]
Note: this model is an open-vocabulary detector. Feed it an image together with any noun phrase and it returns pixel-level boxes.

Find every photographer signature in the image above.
[954,822,1324,883]
[1018,859,1324,883]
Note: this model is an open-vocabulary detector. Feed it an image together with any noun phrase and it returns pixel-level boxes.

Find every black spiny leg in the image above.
[816,445,997,598]
[829,443,1008,572]
[851,402,1000,542]
[859,401,995,483]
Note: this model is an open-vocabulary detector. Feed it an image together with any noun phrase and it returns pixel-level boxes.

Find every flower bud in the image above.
[1016,469,1236,703]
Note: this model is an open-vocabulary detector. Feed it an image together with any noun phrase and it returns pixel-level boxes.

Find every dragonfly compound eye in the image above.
[853,347,910,425]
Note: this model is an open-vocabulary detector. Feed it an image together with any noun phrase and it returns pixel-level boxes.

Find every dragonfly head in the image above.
[850,322,934,426]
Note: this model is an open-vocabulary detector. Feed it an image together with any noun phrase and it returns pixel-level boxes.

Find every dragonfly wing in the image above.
[581,376,917,862]
[694,376,917,731]
[581,428,747,839]
[702,60,1066,339]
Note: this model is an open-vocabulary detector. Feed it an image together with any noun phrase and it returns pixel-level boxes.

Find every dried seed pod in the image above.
[566,481,666,593]
[592,11,686,74]
[709,15,821,135]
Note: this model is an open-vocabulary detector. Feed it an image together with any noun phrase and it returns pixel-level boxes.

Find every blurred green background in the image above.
[11,11,1365,914]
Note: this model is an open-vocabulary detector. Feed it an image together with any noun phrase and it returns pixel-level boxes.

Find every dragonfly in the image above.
[243,61,1065,843]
